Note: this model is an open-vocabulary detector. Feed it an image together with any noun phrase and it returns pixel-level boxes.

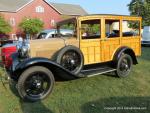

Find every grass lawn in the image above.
[0,47,150,113]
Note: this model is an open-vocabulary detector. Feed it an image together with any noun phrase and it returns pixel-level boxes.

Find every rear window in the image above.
[122,20,140,37]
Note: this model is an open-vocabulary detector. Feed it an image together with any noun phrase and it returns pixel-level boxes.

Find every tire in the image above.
[115,54,133,78]
[56,46,84,79]
[17,66,55,102]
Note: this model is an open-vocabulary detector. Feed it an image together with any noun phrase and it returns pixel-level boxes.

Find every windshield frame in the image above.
[56,18,77,38]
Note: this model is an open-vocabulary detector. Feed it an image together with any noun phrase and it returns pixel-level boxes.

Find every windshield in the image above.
[57,18,76,38]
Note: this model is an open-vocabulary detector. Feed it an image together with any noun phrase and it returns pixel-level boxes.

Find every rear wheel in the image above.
[116,54,133,78]
[17,66,54,102]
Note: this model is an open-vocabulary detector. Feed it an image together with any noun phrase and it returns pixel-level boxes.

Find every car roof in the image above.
[80,14,141,17]
[41,29,56,33]
[41,29,73,33]
[57,14,141,26]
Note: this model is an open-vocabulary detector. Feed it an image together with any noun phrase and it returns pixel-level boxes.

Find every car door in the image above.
[100,18,121,62]
[79,18,102,65]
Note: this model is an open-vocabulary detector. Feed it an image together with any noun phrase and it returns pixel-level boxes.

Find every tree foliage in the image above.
[128,0,150,27]
[19,18,44,35]
[0,15,11,34]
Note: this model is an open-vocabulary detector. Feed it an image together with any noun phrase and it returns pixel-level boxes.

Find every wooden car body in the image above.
[29,15,142,65]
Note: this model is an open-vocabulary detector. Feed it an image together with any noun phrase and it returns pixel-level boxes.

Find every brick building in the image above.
[0,0,87,39]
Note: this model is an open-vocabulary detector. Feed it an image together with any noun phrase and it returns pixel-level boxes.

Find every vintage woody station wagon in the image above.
[9,15,142,101]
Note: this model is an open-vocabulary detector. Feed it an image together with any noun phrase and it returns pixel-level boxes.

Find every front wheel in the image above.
[56,46,84,80]
[116,54,133,78]
[17,66,55,102]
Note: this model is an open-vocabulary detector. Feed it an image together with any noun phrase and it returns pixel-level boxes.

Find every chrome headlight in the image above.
[19,45,29,58]
[17,39,30,58]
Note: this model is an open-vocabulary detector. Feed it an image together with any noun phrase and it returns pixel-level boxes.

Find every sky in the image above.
[50,0,131,15]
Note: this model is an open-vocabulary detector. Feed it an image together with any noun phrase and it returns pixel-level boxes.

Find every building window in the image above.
[51,19,55,27]
[10,18,15,26]
[36,6,44,13]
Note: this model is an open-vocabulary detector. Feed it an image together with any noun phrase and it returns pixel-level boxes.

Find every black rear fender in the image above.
[113,46,138,65]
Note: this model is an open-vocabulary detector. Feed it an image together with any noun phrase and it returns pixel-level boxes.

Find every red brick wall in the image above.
[1,0,62,39]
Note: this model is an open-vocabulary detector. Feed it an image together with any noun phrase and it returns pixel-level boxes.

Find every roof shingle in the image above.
[0,0,33,12]
[46,2,88,16]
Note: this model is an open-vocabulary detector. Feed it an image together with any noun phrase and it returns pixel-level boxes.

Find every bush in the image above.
[0,16,11,34]
[19,18,44,38]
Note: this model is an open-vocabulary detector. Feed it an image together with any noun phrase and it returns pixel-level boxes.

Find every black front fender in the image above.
[11,57,77,80]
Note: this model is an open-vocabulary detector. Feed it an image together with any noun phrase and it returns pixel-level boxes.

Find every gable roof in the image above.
[0,0,88,16]
[0,0,34,12]
[45,1,88,16]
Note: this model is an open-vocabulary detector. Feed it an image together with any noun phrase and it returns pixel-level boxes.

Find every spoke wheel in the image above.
[17,66,54,102]
[56,46,84,80]
[24,72,50,98]
[116,54,133,77]
[61,50,81,73]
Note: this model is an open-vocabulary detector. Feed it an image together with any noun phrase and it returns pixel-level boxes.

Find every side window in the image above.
[122,20,140,37]
[81,19,101,39]
[105,19,120,38]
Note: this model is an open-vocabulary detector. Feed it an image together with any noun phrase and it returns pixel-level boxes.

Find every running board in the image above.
[81,67,116,77]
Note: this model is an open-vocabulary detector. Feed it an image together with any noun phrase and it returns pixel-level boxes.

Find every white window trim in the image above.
[35,6,44,13]
[10,18,15,26]
[51,19,55,27]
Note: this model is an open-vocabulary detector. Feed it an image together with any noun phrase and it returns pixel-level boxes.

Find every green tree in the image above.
[128,0,150,27]
[0,15,11,34]
[19,18,44,39]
